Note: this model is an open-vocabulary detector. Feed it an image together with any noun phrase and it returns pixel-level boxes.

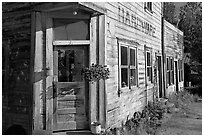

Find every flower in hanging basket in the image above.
[82,63,110,82]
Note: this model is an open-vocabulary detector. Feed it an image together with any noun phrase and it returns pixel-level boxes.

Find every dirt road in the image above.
[156,102,202,135]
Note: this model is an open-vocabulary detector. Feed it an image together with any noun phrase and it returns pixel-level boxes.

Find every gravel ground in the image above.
[156,102,202,135]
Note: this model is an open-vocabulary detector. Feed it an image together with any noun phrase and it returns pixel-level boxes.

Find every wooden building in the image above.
[2,2,184,134]
[163,19,184,96]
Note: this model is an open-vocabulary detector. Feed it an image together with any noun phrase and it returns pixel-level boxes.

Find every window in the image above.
[170,58,174,84]
[166,58,170,86]
[145,2,153,13]
[146,51,152,83]
[178,59,183,82]
[166,57,174,86]
[120,44,138,88]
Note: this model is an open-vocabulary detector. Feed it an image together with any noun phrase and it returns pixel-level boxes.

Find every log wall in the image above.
[2,2,35,134]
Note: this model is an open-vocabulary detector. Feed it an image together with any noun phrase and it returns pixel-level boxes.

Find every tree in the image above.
[178,2,202,63]
[163,2,178,25]
[178,2,202,85]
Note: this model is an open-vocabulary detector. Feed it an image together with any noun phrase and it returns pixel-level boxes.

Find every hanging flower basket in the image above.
[82,63,110,83]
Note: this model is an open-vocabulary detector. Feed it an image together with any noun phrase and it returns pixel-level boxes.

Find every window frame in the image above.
[170,58,174,85]
[146,51,153,83]
[178,59,183,82]
[166,57,174,87]
[145,2,153,14]
[119,43,138,89]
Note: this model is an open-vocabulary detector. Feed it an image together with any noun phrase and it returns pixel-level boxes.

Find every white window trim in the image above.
[119,43,138,90]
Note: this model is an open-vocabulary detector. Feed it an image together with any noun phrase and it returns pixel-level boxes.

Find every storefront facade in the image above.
[2,2,184,134]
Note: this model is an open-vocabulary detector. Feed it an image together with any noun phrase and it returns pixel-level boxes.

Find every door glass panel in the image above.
[54,19,90,40]
[58,48,85,82]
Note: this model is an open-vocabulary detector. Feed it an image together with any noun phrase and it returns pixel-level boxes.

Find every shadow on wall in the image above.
[3,124,26,135]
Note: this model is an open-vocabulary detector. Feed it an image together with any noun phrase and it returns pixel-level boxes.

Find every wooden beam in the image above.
[89,16,97,125]
[98,15,106,128]
[33,12,44,131]
[78,2,107,15]
[53,40,90,46]
[45,13,53,133]
[34,2,77,12]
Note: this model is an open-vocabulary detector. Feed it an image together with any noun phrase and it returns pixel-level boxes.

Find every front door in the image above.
[157,56,163,98]
[53,46,89,131]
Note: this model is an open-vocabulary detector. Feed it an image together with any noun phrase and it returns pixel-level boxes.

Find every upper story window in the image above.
[119,43,138,89]
[145,2,153,14]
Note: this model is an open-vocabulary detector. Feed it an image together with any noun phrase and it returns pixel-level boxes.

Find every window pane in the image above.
[121,68,128,87]
[166,71,169,86]
[171,59,173,70]
[130,69,136,86]
[166,58,169,70]
[54,19,89,40]
[121,46,128,65]
[147,67,152,81]
[58,49,85,82]
[147,2,152,11]
[169,58,171,71]
[147,52,150,66]
[130,48,136,66]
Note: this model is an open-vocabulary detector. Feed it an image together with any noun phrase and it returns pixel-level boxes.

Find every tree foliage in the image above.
[163,2,178,25]
[178,2,202,74]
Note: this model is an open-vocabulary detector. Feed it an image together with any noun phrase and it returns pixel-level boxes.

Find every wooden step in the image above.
[53,130,93,135]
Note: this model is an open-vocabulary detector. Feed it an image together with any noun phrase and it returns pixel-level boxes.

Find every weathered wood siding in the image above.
[100,2,162,128]
[164,20,184,96]
[2,2,34,134]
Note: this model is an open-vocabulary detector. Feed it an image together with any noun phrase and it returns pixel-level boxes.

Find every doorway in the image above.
[175,61,179,92]
[157,56,163,98]
[53,46,89,131]
[52,16,90,131]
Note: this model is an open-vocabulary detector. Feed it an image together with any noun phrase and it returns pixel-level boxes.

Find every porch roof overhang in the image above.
[33,2,106,16]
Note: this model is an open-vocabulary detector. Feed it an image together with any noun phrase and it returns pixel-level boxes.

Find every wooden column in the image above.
[45,13,53,133]
[89,16,97,125]
[33,12,44,132]
[98,15,106,128]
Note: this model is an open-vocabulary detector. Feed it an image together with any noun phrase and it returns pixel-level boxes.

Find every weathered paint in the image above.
[164,20,184,97]
[2,2,184,134]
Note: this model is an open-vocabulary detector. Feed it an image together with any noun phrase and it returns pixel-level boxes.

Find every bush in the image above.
[105,100,166,135]
[168,89,194,110]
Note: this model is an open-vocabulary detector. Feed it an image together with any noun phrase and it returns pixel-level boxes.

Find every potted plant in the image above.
[91,121,101,134]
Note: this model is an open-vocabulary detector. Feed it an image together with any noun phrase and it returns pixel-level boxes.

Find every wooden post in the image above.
[45,13,53,133]
[33,12,44,131]
[89,16,97,125]
[98,15,106,128]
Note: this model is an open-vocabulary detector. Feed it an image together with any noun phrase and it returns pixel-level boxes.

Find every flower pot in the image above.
[91,124,101,134]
